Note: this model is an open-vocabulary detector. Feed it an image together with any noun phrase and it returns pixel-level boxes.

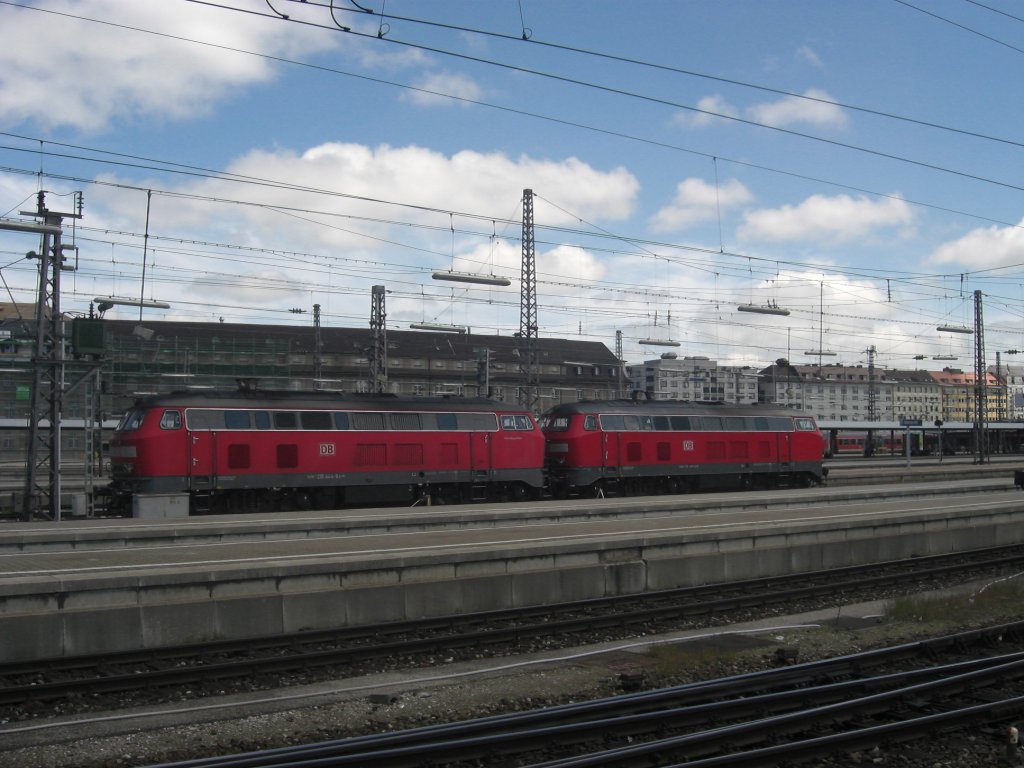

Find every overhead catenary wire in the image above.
[7,0,1024,203]
[9,147,1018,299]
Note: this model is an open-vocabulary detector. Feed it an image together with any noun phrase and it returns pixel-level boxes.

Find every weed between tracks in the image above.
[649,644,744,676]
[886,577,1024,623]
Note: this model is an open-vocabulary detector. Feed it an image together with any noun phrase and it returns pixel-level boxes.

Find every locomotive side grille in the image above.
[394,443,424,465]
[356,443,386,466]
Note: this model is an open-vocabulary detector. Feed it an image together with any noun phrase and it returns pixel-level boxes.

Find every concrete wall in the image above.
[4,502,1023,661]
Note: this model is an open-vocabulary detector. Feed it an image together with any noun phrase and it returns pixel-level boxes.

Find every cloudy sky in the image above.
[2,0,1024,372]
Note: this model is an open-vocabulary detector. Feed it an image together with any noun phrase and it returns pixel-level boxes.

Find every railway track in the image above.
[4,542,1024,723]
[100,621,1024,767]
[0,453,1019,519]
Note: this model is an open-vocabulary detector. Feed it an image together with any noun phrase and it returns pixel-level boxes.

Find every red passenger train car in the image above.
[540,399,827,497]
[107,388,546,514]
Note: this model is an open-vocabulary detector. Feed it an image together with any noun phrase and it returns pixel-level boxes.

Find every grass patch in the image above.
[648,642,745,676]
[886,578,1024,623]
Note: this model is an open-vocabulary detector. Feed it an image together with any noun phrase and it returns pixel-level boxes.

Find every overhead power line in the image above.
[7,0,1024,197]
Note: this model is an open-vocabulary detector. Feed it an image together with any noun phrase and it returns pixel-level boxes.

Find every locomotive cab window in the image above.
[542,415,572,432]
[583,415,598,431]
[795,418,818,431]
[500,414,533,431]
[159,410,181,430]
[117,410,145,432]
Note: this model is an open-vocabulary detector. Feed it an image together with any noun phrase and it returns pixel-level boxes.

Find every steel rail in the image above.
[137,627,1024,768]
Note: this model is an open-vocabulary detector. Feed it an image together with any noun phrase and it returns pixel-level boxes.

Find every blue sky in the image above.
[2,0,1024,371]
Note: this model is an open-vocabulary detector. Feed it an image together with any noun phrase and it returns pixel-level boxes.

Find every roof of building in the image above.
[98,319,621,367]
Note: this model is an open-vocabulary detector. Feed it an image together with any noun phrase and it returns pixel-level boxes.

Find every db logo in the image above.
[682,440,694,451]
[319,443,336,456]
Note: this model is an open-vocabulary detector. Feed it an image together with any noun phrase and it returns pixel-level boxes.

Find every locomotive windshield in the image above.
[116,409,145,432]
[541,415,571,432]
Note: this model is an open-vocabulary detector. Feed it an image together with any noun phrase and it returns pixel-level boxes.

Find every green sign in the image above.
[15,385,30,401]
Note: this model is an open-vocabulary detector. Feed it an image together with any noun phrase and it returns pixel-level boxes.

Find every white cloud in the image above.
[746,89,847,129]
[675,90,844,131]
[205,143,638,231]
[0,1,337,132]
[673,95,740,128]
[649,178,753,232]
[929,220,1024,269]
[796,46,824,69]
[75,143,637,303]
[403,71,484,107]
[542,244,606,282]
[738,194,913,244]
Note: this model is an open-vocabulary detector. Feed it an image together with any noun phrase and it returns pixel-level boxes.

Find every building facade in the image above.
[628,354,760,404]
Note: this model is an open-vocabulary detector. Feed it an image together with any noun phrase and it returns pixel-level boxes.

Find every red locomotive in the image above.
[108,388,545,514]
[540,399,827,497]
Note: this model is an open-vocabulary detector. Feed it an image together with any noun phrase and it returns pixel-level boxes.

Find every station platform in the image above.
[2,479,1023,662]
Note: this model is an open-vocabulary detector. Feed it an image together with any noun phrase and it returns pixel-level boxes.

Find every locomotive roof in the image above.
[131,389,530,413]
[543,399,808,419]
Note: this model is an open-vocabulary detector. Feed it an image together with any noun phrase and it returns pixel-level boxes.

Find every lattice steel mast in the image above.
[615,329,625,398]
[313,303,322,382]
[21,192,82,519]
[866,345,877,420]
[369,285,387,393]
[973,289,988,464]
[519,189,539,413]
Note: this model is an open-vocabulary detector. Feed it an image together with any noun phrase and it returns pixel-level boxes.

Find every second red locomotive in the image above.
[540,398,827,497]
